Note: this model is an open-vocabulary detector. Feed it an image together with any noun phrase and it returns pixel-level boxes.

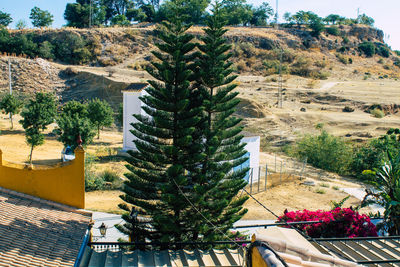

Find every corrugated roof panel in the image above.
[88,250,107,267]
[139,251,156,266]
[81,247,244,267]
[183,249,201,266]
[122,250,138,267]
[154,250,172,267]
[213,249,234,266]
[373,240,400,258]
[198,250,216,266]
[104,251,122,267]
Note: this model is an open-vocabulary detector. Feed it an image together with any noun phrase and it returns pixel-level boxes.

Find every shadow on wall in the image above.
[0,146,85,208]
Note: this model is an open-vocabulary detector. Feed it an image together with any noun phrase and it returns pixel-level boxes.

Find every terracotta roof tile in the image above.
[0,187,92,266]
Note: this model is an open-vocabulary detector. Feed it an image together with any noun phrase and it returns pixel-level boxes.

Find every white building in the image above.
[122,83,260,183]
[122,83,149,152]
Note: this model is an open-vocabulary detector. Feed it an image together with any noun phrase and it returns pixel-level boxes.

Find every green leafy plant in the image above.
[330,195,350,209]
[359,42,376,57]
[87,98,114,139]
[315,188,326,194]
[0,94,22,129]
[363,152,400,235]
[30,6,54,28]
[371,108,385,118]
[289,130,353,175]
[20,92,57,163]
[56,100,96,150]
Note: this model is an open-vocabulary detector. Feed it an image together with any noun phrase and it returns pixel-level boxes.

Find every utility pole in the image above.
[357,7,360,21]
[89,0,92,28]
[275,0,283,108]
[8,58,12,95]
[278,48,283,108]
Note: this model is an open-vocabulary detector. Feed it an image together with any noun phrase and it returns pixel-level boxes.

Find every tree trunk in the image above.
[29,144,34,164]
[97,125,100,139]
[10,113,13,129]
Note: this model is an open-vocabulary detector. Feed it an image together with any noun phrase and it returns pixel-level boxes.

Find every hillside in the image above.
[1,25,400,149]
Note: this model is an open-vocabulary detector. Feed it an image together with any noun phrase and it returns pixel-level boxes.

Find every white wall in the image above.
[241,136,260,183]
[123,91,145,151]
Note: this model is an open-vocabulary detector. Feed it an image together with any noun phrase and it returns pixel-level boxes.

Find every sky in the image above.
[1,0,400,50]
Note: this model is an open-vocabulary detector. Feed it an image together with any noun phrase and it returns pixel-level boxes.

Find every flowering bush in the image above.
[278,207,378,238]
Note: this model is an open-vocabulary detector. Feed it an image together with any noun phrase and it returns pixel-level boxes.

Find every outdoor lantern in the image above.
[99,222,107,237]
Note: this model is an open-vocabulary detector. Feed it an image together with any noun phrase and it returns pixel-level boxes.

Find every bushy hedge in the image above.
[289,130,353,175]
[278,208,377,238]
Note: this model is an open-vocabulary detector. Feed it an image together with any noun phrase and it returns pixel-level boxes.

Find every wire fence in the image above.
[245,157,308,195]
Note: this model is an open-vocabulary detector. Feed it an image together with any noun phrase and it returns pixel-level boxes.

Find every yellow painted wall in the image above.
[0,147,85,208]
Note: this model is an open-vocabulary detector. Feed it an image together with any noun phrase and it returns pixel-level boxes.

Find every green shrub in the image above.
[85,174,106,192]
[53,32,92,64]
[319,183,330,188]
[371,108,385,118]
[326,26,340,36]
[289,130,353,175]
[332,186,339,190]
[38,41,55,60]
[342,36,349,44]
[378,47,390,58]
[359,42,376,57]
[315,188,326,194]
[336,53,348,64]
[99,170,123,190]
[351,131,400,179]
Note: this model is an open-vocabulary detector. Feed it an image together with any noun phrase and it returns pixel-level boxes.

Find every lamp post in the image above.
[99,222,107,237]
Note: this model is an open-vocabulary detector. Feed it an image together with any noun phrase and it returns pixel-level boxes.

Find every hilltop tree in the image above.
[157,0,210,25]
[357,13,374,26]
[30,7,54,28]
[101,0,134,24]
[0,11,12,27]
[193,2,249,241]
[309,15,325,37]
[87,98,114,139]
[0,94,22,129]
[324,14,341,25]
[56,101,96,149]
[117,0,205,244]
[15,20,28,30]
[250,2,274,26]
[220,0,252,25]
[20,92,57,163]
[64,0,106,28]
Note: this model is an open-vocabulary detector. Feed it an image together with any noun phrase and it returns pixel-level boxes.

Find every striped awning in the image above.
[79,247,245,267]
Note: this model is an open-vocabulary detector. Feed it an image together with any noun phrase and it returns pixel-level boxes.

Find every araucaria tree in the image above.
[118,1,249,244]
[193,2,249,241]
[0,94,22,129]
[117,1,204,244]
[20,92,57,163]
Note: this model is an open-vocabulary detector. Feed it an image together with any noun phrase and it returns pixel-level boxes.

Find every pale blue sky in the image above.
[1,0,399,50]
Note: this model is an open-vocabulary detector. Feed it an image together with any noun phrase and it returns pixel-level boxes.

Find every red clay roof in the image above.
[0,187,92,267]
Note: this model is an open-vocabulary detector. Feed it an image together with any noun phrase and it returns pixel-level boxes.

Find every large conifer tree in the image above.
[117,0,204,244]
[192,2,249,241]
[118,1,249,245]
